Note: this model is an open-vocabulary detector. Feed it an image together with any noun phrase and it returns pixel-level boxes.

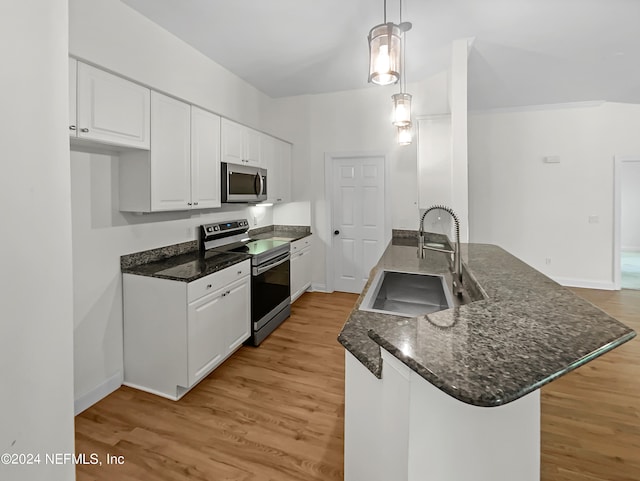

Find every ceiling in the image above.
[121,0,640,109]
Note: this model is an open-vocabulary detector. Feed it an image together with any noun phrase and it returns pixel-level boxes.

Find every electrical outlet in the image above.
[588,215,599,224]
[545,258,552,265]
[253,216,258,226]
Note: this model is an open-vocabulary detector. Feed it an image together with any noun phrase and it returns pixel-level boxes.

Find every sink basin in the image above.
[359,270,454,317]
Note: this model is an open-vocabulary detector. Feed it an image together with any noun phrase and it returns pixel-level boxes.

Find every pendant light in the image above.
[368,0,405,85]
[397,122,412,145]
[392,0,412,127]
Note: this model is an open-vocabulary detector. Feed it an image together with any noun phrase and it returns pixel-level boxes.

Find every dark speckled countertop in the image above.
[121,225,311,282]
[338,236,636,407]
[249,224,311,242]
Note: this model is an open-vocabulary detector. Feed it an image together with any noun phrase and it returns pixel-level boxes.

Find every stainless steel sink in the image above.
[359,270,454,317]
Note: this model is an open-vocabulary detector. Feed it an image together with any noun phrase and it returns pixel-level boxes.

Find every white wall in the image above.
[0,1,75,480]
[621,161,640,251]
[266,72,450,290]
[469,102,640,288]
[69,0,277,411]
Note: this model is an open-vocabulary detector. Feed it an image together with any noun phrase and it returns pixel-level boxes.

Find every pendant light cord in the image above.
[400,0,406,93]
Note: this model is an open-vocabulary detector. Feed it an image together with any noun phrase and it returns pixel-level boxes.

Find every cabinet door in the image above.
[261,135,278,202]
[187,288,227,387]
[222,277,251,352]
[150,92,192,211]
[291,249,303,302]
[76,62,150,149]
[277,139,292,203]
[243,128,262,166]
[69,58,77,137]
[221,118,244,165]
[191,106,221,209]
[291,246,312,303]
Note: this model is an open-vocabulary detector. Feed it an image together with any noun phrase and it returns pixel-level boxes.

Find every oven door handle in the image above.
[253,254,290,276]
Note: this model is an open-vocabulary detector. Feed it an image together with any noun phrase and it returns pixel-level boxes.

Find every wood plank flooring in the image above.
[75,292,357,481]
[541,288,640,481]
[75,289,640,481]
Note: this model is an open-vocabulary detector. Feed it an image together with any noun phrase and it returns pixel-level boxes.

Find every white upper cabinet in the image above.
[150,92,192,211]
[75,61,150,149]
[191,106,221,209]
[221,118,262,167]
[119,93,222,212]
[264,135,292,204]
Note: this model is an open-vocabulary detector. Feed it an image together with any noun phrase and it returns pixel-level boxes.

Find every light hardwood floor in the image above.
[75,289,640,481]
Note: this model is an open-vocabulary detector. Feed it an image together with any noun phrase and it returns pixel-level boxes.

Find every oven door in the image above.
[222,163,267,203]
[252,253,291,331]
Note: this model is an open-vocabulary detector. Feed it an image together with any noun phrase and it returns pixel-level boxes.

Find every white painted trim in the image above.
[468,100,606,115]
[613,155,640,291]
[74,371,122,415]
[310,282,328,293]
[552,277,616,291]
[324,152,389,294]
[121,381,179,401]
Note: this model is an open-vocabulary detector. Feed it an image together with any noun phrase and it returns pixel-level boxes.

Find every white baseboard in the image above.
[74,371,123,415]
[552,277,617,291]
[310,282,329,293]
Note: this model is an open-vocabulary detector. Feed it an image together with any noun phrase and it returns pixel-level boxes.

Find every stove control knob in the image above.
[206,227,213,233]
[214,226,220,231]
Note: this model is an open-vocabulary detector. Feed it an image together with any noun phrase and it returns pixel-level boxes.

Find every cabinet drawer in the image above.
[188,260,250,303]
[291,236,311,253]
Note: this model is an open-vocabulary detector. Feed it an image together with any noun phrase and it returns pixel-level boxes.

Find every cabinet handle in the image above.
[237,270,242,275]
[80,128,89,133]
[69,125,77,131]
[221,292,226,297]
[226,290,231,295]
[187,202,192,206]
[193,202,199,206]
[206,284,212,289]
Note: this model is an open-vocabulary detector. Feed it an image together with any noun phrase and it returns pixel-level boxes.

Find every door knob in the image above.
[334,230,340,235]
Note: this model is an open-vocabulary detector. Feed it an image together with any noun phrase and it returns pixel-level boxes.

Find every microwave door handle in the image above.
[253,172,260,196]
[259,172,265,196]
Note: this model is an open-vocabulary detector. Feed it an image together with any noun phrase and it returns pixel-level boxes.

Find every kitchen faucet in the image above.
[418,204,463,297]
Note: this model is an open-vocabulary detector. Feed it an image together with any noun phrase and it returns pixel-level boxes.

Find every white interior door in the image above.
[332,156,385,293]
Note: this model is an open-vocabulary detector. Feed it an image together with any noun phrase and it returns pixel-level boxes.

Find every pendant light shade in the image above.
[397,123,412,145]
[392,92,412,126]
[368,23,401,86]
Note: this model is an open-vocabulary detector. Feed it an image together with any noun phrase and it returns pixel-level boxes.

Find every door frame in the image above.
[613,154,640,290]
[324,152,391,293]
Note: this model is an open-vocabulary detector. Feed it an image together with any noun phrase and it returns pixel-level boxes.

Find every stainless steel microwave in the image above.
[221,162,267,203]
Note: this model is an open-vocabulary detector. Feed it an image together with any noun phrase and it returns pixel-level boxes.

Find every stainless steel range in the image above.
[199,219,291,346]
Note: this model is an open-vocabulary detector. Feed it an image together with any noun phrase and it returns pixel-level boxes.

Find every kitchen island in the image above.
[338,234,635,481]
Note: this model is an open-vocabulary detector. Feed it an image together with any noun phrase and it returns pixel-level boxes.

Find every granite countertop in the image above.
[120,225,311,282]
[248,224,312,242]
[338,236,636,407]
[121,248,251,282]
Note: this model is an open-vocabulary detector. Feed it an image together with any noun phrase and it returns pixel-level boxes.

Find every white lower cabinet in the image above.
[290,237,312,303]
[123,260,250,400]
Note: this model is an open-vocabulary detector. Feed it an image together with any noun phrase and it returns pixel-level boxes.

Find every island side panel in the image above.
[345,350,410,481]
[408,371,540,481]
